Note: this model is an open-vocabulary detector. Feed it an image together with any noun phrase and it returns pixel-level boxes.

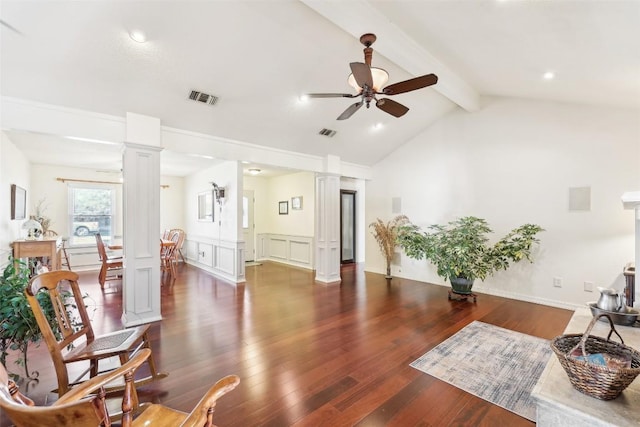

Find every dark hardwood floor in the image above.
[1,262,573,426]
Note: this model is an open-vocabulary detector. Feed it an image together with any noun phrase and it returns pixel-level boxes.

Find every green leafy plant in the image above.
[0,257,76,380]
[397,216,543,286]
[369,215,409,279]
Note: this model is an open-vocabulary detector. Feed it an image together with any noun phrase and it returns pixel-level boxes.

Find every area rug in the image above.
[410,321,551,422]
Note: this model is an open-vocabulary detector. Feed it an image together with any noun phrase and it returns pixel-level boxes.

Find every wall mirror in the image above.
[198,191,214,222]
[11,184,26,220]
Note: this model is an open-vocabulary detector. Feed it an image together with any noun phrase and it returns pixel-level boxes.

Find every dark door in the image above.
[340,190,356,264]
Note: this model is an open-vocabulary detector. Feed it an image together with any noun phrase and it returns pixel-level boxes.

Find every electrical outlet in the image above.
[584,281,594,292]
[553,277,562,288]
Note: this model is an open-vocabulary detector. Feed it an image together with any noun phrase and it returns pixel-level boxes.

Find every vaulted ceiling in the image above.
[1,0,639,176]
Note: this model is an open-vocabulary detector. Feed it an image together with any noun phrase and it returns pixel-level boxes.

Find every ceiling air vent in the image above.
[188,90,218,106]
[318,128,337,138]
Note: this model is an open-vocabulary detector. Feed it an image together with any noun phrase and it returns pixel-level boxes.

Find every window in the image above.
[68,184,116,246]
[242,196,249,229]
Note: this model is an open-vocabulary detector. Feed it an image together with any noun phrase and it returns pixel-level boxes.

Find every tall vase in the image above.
[385,262,392,279]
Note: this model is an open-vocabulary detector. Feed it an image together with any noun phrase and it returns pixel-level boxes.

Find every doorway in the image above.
[243,190,255,262]
[340,190,356,264]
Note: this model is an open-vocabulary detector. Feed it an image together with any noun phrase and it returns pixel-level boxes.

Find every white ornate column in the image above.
[315,155,341,283]
[121,113,163,326]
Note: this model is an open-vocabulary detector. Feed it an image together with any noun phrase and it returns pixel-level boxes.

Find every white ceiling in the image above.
[1,0,639,176]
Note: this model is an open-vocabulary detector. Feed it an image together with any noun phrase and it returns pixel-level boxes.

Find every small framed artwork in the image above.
[291,196,303,210]
[279,201,288,215]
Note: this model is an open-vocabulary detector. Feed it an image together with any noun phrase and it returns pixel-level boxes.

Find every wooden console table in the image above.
[11,237,62,272]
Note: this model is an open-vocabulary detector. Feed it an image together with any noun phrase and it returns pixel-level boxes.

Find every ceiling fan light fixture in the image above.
[347,67,389,92]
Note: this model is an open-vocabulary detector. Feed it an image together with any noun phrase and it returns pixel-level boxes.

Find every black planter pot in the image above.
[450,277,474,295]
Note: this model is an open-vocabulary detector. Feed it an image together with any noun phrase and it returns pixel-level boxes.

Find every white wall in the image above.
[263,171,315,237]
[160,175,185,233]
[243,175,269,236]
[25,163,185,270]
[30,164,123,239]
[29,164,186,238]
[184,160,240,241]
[0,132,31,265]
[366,97,639,309]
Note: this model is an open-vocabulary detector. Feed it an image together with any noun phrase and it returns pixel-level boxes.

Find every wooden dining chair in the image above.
[25,270,168,396]
[0,348,240,427]
[169,228,186,263]
[161,231,181,279]
[95,233,123,289]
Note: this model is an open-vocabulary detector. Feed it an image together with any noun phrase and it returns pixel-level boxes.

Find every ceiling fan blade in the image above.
[337,102,363,120]
[350,62,373,89]
[383,74,438,95]
[306,93,358,98]
[376,98,409,118]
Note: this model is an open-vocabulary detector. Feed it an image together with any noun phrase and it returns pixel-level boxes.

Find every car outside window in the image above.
[68,184,116,246]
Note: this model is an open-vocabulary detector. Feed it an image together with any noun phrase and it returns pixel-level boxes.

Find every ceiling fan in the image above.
[306,33,438,120]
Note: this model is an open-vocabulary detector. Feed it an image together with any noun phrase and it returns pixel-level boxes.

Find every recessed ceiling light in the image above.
[241,160,251,164]
[129,29,147,43]
[248,168,261,175]
[298,94,309,102]
[373,122,383,130]
[543,71,555,80]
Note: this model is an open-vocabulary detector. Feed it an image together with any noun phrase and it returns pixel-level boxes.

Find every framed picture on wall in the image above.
[279,201,288,215]
[291,196,303,210]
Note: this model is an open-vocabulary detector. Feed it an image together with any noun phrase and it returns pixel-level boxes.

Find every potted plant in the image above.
[0,257,75,380]
[369,215,409,279]
[397,216,543,294]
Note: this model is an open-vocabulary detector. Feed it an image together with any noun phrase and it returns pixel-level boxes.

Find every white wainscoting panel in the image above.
[185,235,245,284]
[290,240,312,264]
[198,242,214,267]
[217,246,236,275]
[269,238,287,260]
[256,233,314,270]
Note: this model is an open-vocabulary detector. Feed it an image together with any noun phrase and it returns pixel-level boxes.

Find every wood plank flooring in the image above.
[1,262,573,426]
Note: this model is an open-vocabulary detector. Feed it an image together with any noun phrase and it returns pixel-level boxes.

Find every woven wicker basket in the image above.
[551,313,640,400]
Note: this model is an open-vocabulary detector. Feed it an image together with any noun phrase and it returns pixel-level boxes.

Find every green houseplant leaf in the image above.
[0,256,79,380]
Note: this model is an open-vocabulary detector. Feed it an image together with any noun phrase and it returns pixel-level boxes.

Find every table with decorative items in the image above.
[532,307,640,426]
[11,236,62,272]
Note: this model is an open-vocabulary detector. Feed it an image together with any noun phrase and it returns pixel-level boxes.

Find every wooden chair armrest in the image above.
[54,348,151,405]
[181,375,240,427]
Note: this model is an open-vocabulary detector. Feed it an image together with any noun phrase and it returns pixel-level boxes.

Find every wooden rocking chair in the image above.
[0,348,240,427]
[25,270,168,396]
